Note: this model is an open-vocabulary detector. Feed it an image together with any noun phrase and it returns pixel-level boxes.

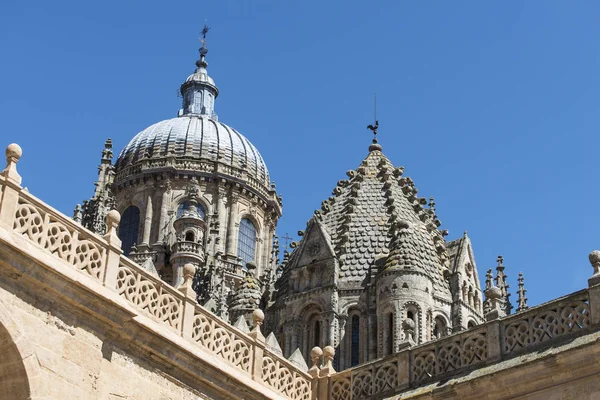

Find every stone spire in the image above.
[495,255,512,315]
[516,272,528,312]
[179,25,219,118]
[483,268,506,321]
[79,139,115,235]
[229,262,263,326]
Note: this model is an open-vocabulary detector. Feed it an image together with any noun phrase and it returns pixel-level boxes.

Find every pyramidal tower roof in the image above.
[286,140,452,295]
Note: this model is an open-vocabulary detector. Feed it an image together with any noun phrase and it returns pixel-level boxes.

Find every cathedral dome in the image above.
[115,115,270,188]
[113,34,274,198]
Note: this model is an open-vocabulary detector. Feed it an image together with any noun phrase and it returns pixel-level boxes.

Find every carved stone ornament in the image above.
[185,183,201,200]
[309,242,321,256]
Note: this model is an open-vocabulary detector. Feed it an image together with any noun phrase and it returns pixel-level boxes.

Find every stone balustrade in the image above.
[322,287,594,400]
[172,240,204,255]
[0,144,312,400]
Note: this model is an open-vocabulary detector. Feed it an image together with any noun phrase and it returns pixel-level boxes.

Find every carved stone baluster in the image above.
[179,263,197,338]
[318,346,335,400]
[0,144,23,231]
[308,346,322,400]
[102,210,123,288]
[249,309,265,381]
[588,250,600,325]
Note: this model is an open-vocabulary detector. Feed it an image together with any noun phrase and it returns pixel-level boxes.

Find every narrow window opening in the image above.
[185,231,195,242]
[314,320,322,348]
[387,313,394,355]
[351,315,360,367]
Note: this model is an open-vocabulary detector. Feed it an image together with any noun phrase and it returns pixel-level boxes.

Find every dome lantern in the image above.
[179,25,219,119]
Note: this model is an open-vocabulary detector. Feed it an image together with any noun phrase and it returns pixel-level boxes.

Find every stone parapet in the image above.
[0,145,312,400]
[324,287,594,400]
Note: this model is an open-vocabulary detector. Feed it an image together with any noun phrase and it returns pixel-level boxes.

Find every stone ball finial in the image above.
[323,346,335,359]
[252,308,264,325]
[183,263,196,280]
[310,346,323,360]
[589,250,600,266]
[107,209,121,226]
[485,285,502,300]
[6,143,22,161]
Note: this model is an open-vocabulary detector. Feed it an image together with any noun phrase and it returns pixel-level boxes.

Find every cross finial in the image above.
[428,196,436,211]
[282,232,294,251]
[497,255,504,266]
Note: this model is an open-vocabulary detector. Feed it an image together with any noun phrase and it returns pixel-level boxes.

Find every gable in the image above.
[294,218,337,268]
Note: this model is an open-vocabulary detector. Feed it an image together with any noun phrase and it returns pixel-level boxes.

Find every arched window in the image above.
[433,316,447,339]
[238,218,257,266]
[176,201,206,219]
[467,320,476,329]
[351,315,360,367]
[119,206,140,256]
[185,231,195,242]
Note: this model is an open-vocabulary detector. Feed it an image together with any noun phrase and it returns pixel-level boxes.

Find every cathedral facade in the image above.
[79,37,518,372]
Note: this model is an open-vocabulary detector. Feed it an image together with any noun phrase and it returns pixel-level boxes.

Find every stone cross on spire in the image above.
[282,232,294,251]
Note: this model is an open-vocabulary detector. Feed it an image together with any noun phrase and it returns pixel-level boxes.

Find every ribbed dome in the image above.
[115,115,270,187]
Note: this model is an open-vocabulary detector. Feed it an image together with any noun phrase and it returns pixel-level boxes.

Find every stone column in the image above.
[216,188,227,254]
[291,320,299,354]
[225,193,239,257]
[141,193,153,245]
[338,316,347,370]
[157,185,170,243]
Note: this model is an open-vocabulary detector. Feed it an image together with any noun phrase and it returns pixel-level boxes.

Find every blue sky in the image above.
[1,1,599,307]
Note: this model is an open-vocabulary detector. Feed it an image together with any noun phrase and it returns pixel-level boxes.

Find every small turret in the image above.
[171,199,206,287]
[229,262,263,326]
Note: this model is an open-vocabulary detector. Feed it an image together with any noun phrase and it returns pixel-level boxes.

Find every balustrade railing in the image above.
[172,240,204,255]
[0,145,312,400]
[324,289,595,400]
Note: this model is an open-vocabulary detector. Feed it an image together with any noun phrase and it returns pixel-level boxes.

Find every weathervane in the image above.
[197,24,211,68]
[200,24,210,47]
[367,93,379,144]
